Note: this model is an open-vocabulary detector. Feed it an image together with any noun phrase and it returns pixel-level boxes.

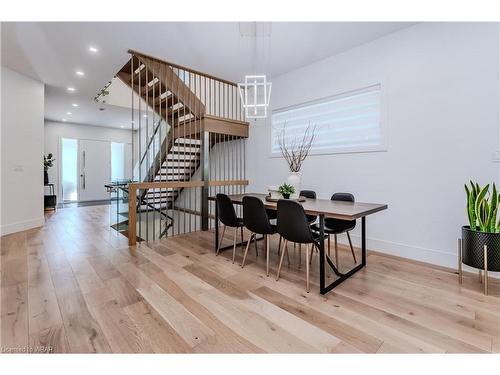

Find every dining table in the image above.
[210,193,388,295]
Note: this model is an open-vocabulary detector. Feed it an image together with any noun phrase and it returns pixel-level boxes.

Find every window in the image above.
[271,85,384,155]
[61,138,78,202]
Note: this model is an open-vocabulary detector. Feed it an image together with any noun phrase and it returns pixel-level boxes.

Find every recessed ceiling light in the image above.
[72,103,79,107]
[143,114,148,118]
[75,71,85,76]
[120,126,124,129]
[89,46,98,53]
[67,87,76,92]
[62,118,67,122]
[66,112,72,115]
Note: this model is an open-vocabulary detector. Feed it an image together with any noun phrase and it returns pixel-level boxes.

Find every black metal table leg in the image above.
[361,216,366,266]
[319,214,325,292]
[319,215,368,295]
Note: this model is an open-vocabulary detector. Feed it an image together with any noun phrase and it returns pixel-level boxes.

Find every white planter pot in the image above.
[286,172,301,199]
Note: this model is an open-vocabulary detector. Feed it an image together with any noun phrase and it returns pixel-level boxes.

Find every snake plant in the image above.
[465,181,500,232]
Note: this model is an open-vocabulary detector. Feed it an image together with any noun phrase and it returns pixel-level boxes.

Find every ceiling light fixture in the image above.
[75,71,85,76]
[72,103,79,107]
[67,87,76,92]
[143,114,148,118]
[62,119,67,122]
[238,75,272,119]
[238,22,273,119]
[120,126,124,129]
[66,112,72,115]
[89,46,98,53]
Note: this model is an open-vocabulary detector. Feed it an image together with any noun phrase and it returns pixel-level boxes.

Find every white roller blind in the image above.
[271,85,383,154]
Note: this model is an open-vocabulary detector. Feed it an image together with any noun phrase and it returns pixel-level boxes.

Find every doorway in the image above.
[61,138,131,203]
[78,139,111,201]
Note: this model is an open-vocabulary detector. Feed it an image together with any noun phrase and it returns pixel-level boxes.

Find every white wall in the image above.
[1,67,45,235]
[247,23,500,273]
[44,121,133,202]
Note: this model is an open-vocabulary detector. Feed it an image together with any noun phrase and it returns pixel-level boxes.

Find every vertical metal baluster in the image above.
[153,63,157,241]
[130,56,135,243]
[170,66,174,237]
[162,63,166,237]
[177,68,182,236]
[225,133,228,195]
[188,71,192,233]
[167,65,174,237]
[203,77,207,231]
[148,66,154,242]
[183,69,187,235]
[138,57,142,242]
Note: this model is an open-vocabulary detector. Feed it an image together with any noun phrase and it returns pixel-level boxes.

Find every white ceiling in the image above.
[1,22,415,129]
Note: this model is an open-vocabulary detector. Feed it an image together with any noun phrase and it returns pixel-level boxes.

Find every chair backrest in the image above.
[300,190,318,222]
[243,196,274,234]
[277,199,315,244]
[331,192,354,202]
[326,192,356,230]
[216,193,239,227]
[300,190,317,199]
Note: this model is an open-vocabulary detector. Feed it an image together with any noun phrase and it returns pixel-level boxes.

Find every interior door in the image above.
[79,139,111,201]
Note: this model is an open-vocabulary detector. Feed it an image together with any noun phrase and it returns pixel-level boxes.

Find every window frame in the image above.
[269,83,388,158]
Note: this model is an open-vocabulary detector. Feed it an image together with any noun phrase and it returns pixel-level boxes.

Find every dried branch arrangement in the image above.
[278,122,316,172]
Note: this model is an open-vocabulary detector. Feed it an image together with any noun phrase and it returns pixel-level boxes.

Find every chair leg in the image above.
[276,239,288,281]
[254,233,259,257]
[266,235,270,277]
[347,232,357,263]
[334,234,338,268]
[286,242,291,266]
[309,243,314,265]
[278,236,282,256]
[298,244,302,269]
[305,245,310,293]
[241,232,254,268]
[232,227,237,264]
[327,235,331,256]
[240,226,245,252]
[216,225,226,256]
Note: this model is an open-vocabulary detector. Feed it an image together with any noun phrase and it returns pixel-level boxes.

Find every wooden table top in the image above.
[211,193,388,220]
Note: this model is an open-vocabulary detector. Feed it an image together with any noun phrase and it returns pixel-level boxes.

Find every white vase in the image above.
[286,172,301,199]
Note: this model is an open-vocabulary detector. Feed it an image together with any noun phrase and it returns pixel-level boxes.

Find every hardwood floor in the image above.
[1,205,499,353]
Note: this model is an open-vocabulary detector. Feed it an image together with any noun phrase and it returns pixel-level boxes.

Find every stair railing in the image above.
[117,50,249,244]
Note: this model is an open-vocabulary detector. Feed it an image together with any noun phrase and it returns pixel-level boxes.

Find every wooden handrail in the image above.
[128,49,238,87]
[208,179,249,187]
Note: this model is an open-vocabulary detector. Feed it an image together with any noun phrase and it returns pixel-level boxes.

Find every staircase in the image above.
[114,50,249,241]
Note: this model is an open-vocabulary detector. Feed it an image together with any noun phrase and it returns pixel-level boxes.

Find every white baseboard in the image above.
[0,217,45,236]
[338,233,500,279]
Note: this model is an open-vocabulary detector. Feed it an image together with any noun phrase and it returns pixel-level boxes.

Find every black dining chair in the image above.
[312,192,357,267]
[216,193,244,264]
[241,196,277,276]
[300,190,318,224]
[276,199,320,293]
[287,190,318,266]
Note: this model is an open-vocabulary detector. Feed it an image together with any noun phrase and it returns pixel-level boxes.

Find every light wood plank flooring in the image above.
[1,205,499,353]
